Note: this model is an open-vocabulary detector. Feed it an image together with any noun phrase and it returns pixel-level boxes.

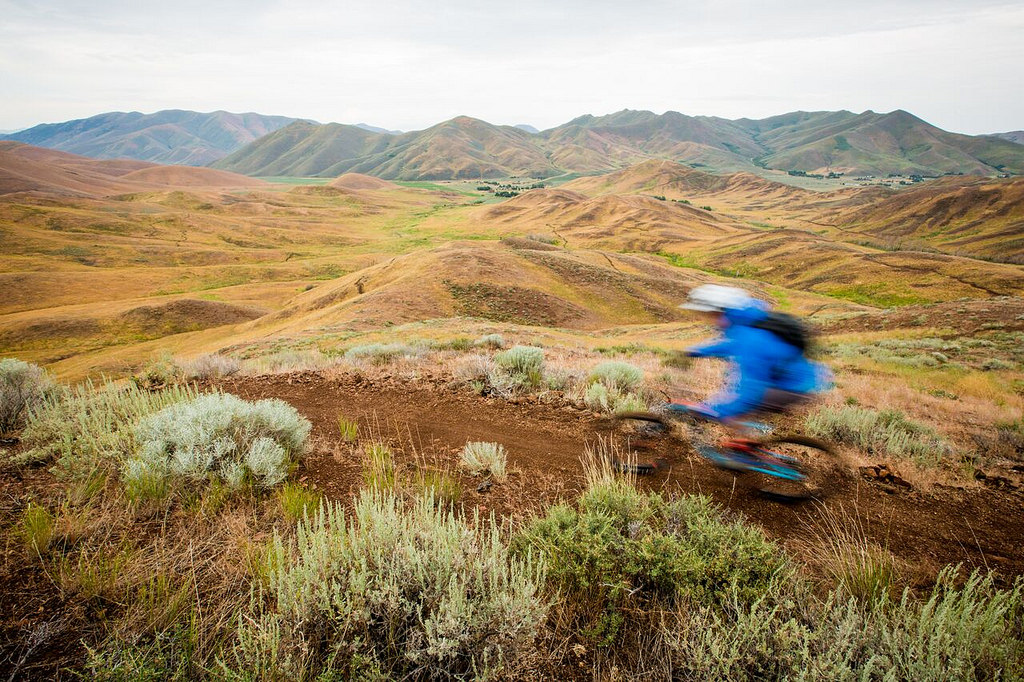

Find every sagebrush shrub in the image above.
[515,477,787,644]
[584,381,647,415]
[234,491,547,679]
[344,343,418,365]
[474,334,506,349]
[493,345,544,376]
[180,354,241,379]
[490,346,545,393]
[806,405,952,467]
[588,361,644,392]
[0,358,55,435]
[662,568,1024,681]
[128,393,310,492]
[18,380,198,478]
[460,441,507,480]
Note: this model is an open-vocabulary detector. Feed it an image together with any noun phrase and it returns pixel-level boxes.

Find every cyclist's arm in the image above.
[686,337,733,359]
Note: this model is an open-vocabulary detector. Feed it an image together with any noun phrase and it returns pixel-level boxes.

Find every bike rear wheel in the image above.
[745,435,837,501]
[609,411,676,474]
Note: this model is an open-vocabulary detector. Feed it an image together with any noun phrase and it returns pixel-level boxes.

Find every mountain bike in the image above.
[609,403,838,501]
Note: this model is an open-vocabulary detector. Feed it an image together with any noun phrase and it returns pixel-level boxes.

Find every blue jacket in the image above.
[687,300,830,419]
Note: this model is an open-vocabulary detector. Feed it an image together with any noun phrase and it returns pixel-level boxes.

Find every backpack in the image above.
[753,311,811,352]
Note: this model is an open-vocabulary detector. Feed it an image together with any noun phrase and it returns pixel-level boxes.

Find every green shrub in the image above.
[584,382,647,415]
[588,361,644,392]
[180,353,241,379]
[460,441,507,480]
[662,568,1024,681]
[493,345,543,375]
[133,352,184,390]
[233,491,547,679]
[18,380,199,479]
[474,333,506,349]
[0,358,55,435]
[126,393,311,493]
[515,474,787,644]
[490,345,545,393]
[344,343,418,365]
[806,406,952,468]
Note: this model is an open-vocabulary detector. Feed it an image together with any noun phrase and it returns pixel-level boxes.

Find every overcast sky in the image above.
[2,0,1022,134]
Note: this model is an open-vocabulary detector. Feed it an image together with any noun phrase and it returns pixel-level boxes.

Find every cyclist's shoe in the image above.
[698,444,757,472]
[721,437,760,452]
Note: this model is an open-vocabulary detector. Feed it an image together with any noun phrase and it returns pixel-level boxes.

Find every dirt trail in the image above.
[222,372,1024,581]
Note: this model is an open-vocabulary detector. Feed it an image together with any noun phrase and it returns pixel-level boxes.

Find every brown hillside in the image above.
[480,188,740,248]
[329,173,402,191]
[0,297,265,357]
[819,177,1024,262]
[0,142,156,196]
[261,241,727,333]
[118,166,268,188]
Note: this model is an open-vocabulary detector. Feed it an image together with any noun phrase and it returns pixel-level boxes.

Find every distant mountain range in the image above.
[214,109,1024,180]
[5,108,1023,180]
[0,110,306,165]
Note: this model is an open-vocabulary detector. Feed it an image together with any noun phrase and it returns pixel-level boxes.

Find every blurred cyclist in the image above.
[669,284,831,434]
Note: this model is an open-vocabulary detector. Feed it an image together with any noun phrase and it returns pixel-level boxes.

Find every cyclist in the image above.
[669,284,830,440]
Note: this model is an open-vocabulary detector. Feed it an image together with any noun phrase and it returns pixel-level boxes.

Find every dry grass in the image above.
[799,503,901,604]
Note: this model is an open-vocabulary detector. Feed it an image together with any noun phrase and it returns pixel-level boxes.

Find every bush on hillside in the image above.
[490,345,545,393]
[662,568,1024,680]
[0,358,55,435]
[474,333,506,349]
[232,491,547,679]
[806,405,952,468]
[180,353,241,379]
[584,361,647,414]
[126,393,310,494]
[344,343,420,365]
[460,441,507,480]
[17,380,198,478]
[588,361,644,393]
[514,470,787,644]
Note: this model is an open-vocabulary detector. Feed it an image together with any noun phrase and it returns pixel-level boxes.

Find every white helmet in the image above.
[680,284,751,312]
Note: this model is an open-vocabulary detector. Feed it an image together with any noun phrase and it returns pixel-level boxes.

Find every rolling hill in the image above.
[747,109,1024,176]
[0,110,304,165]
[214,116,560,179]
[0,142,265,196]
[211,109,1024,181]
[818,176,1024,262]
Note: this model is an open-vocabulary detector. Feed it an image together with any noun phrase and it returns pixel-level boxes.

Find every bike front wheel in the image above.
[746,435,838,501]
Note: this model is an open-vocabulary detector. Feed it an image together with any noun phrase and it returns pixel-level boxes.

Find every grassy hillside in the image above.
[212,109,1024,181]
[3,148,1023,379]
[819,177,1024,262]
[755,110,1024,175]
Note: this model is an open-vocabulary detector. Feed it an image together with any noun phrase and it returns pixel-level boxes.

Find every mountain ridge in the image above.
[215,108,1024,180]
[7,108,1024,180]
[1,110,309,165]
